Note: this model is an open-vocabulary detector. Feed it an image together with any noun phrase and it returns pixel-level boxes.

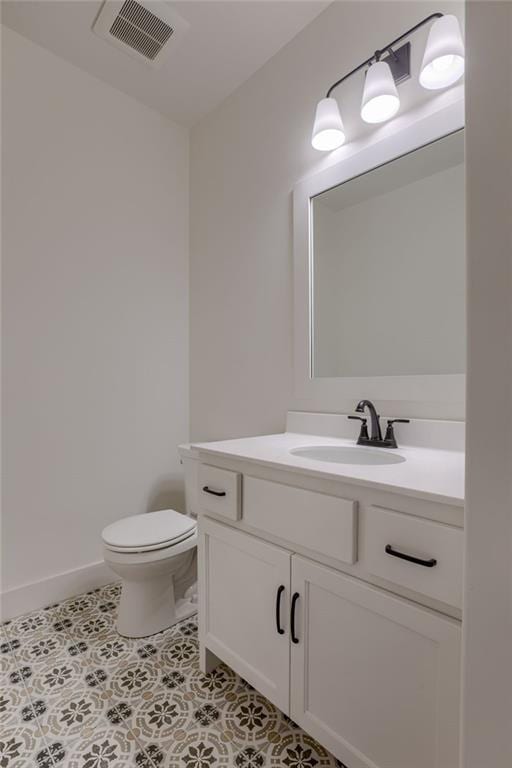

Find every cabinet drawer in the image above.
[364,506,463,608]
[244,476,357,565]
[199,465,241,521]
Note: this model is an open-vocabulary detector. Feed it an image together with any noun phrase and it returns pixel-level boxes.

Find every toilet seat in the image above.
[102,509,197,554]
[103,529,198,567]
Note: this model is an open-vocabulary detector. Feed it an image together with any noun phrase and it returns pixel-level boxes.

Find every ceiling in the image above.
[1,0,329,127]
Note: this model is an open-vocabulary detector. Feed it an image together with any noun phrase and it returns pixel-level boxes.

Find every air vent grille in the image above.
[93,0,189,68]
[109,0,173,60]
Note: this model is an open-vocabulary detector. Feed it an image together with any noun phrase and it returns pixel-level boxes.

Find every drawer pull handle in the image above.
[275,585,285,635]
[385,544,437,568]
[202,486,226,497]
[290,592,300,644]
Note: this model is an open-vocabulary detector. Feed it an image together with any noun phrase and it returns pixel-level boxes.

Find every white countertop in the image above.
[192,432,465,506]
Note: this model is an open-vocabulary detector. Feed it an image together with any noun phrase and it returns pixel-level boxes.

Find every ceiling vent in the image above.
[93,0,189,68]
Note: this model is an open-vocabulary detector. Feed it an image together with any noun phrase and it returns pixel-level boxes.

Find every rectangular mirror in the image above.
[311,130,465,379]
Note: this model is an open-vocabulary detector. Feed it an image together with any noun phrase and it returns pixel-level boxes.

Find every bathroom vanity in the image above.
[192,100,466,768]
[193,412,464,768]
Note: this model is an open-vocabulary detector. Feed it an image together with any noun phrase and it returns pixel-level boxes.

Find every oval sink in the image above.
[290,445,406,466]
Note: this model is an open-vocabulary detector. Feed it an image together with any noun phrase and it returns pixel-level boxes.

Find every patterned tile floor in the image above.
[1,583,344,768]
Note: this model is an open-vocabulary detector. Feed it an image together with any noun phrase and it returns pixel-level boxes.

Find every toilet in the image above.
[102,444,200,638]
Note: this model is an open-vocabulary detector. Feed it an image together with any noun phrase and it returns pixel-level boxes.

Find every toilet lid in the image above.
[102,509,196,551]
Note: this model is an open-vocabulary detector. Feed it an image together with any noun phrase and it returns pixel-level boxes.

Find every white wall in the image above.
[1,27,189,615]
[190,0,464,441]
[462,3,512,766]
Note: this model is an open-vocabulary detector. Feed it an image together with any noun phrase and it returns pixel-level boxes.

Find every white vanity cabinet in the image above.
[199,517,290,712]
[290,556,460,768]
[196,458,463,768]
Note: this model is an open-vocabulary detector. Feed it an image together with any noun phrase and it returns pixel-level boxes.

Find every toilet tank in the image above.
[178,444,200,518]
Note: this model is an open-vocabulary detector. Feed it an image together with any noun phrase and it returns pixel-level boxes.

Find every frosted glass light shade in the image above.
[360,61,400,124]
[311,97,346,151]
[419,14,465,90]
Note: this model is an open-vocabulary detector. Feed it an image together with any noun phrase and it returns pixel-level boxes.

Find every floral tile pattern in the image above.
[1,583,345,767]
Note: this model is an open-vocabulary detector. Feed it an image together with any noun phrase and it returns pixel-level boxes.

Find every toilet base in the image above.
[107,543,198,638]
[116,594,197,638]
[116,576,198,638]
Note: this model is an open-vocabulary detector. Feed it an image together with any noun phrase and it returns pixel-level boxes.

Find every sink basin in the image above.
[290,445,406,466]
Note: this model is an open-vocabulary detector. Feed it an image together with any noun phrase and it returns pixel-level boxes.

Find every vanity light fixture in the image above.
[360,60,400,124]
[311,97,346,150]
[419,15,465,89]
[312,13,464,150]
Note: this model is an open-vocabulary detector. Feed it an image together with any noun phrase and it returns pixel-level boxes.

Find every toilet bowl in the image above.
[102,444,200,638]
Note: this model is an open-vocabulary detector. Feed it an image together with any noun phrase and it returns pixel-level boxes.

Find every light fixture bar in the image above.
[325,12,443,98]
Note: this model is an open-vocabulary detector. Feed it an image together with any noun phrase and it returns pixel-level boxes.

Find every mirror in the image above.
[311,130,465,379]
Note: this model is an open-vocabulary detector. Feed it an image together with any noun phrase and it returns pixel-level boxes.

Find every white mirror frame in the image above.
[293,98,465,420]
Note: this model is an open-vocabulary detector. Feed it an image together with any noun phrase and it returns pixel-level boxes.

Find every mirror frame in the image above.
[293,98,465,420]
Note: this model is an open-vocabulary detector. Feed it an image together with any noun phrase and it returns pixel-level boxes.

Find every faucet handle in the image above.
[384,419,410,448]
[348,415,369,441]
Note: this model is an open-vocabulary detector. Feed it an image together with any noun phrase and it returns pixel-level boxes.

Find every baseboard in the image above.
[1,561,117,621]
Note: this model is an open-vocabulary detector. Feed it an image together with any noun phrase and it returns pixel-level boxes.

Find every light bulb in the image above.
[360,61,400,124]
[420,15,465,90]
[432,54,455,72]
[311,97,346,151]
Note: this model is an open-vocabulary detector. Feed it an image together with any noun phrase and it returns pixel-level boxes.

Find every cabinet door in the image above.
[199,517,291,713]
[290,555,461,768]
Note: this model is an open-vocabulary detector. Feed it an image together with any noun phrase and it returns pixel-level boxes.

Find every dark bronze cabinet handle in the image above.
[290,592,300,644]
[385,544,437,568]
[275,585,285,635]
[202,486,226,497]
